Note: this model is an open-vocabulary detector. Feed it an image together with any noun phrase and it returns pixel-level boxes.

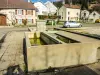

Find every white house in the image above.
[34,2,49,15]
[58,4,80,21]
[81,10,90,20]
[0,0,36,26]
[44,1,57,15]
[89,11,100,22]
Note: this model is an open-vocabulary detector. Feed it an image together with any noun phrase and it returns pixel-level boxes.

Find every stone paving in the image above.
[0,31,25,75]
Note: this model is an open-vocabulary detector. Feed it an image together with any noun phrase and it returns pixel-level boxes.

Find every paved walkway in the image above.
[0,31,24,75]
[56,31,100,43]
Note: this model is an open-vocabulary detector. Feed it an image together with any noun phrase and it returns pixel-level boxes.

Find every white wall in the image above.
[58,6,80,21]
[58,6,66,21]
[66,8,80,21]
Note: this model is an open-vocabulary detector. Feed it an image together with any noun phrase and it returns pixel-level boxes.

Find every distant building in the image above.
[34,2,49,15]
[0,0,36,26]
[89,11,100,22]
[81,10,90,21]
[44,1,57,15]
[58,4,80,21]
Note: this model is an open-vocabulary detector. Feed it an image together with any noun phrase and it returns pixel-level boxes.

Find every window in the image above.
[27,10,33,15]
[77,13,78,15]
[18,19,22,24]
[62,12,63,19]
[68,12,70,15]
[84,13,86,17]
[68,17,69,20]
[77,17,78,20]
[17,9,22,15]
[93,13,96,17]
[28,19,32,23]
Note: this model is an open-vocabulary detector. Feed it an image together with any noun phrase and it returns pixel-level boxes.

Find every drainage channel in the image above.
[29,31,81,46]
[48,33,79,43]
[56,34,80,43]
[54,28,100,40]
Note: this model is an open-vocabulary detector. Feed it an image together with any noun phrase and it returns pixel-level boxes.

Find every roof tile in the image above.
[64,4,80,9]
[0,0,35,9]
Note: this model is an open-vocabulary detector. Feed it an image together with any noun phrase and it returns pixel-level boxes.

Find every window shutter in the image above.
[22,10,24,15]
[15,9,17,15]
[32,19,34,23]
[26,10,27,15]
[31,10,33,15]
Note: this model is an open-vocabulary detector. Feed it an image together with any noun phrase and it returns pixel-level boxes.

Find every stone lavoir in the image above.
[25,31,100,71]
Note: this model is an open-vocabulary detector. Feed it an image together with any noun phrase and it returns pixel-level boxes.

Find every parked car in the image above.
[63,21,82,28]
[95,19,100,23]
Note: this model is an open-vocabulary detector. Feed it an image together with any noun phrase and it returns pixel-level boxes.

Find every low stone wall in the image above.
[25,31,40,39]
[27,43,99,71]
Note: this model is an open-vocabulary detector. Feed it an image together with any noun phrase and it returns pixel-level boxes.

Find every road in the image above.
[46,23,100,30]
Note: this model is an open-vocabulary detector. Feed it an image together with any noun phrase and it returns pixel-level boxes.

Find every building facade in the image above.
[58,4,80,21]
[81,10,90,20]
[89,11,100,22]
[0,0,36,26]
[0,9,36,25]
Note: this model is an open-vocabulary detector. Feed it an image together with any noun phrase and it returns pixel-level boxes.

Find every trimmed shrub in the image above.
[22,19,27,25]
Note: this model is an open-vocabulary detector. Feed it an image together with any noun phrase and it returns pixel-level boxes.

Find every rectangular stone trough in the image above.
[25,31,100,71]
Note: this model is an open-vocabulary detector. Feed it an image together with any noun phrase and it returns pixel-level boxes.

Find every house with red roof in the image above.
[58,4,81,21]
[0,0,36,26]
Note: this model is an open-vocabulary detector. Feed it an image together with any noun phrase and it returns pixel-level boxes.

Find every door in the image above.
[0,14,6,26]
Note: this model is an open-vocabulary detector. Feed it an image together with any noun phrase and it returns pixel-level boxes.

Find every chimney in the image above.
[28,0,30,2]
[62,0,65,4]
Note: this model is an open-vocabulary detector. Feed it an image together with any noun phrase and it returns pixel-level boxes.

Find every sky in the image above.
[31,0,62,3]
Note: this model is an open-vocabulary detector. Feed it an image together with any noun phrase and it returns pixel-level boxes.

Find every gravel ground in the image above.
[0,31,25,75]
[84,27,100,34]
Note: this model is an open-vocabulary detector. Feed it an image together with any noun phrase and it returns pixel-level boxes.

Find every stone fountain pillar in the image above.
[36,20,46,32]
